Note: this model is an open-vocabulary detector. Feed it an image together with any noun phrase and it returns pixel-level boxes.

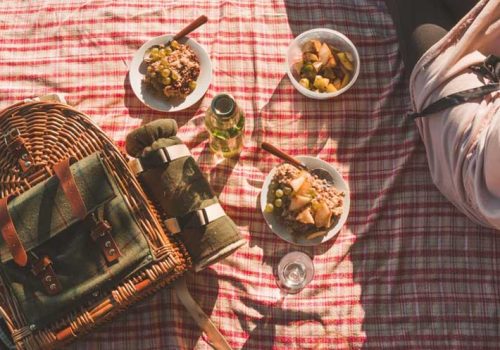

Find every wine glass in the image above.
[276,251,314,294]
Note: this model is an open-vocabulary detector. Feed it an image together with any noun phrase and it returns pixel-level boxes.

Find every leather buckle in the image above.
[2,129,34,173]
[164,217,182,234]
[90,220,121,264]
[31,256,62,296]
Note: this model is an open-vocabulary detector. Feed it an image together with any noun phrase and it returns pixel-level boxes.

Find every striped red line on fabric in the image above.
[0,2,383,15]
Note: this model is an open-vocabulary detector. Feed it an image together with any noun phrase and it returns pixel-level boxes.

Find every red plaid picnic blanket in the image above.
[0,0,498,349]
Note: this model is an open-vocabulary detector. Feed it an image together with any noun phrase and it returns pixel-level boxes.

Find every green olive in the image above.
[161,69,171,78]
[264,203,274,213]
[275,189,284,198]
[274,198,283,208]
[149,53,159,61]
[283,187,292,195]
[171,71,180,81]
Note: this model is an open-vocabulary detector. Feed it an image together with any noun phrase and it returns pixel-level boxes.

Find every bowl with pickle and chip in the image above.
[286,28,360,99]
[129,34,212,112]
[260,156,350,246]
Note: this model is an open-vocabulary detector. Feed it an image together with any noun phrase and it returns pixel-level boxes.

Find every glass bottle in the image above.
[205,94,245,158]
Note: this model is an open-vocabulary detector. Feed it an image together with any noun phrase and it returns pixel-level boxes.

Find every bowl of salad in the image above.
[260,156,350,246]
[129,34,212,112]
[286,28,360,99]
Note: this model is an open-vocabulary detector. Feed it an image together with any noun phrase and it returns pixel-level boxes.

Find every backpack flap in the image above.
[0,152,152,329]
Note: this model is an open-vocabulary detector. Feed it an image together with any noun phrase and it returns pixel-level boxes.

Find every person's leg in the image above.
[384,0,453,74]
[384,0,477,75]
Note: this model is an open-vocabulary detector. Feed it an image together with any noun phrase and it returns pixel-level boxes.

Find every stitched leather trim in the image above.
[0,195,28,267]
[53,157,88,220]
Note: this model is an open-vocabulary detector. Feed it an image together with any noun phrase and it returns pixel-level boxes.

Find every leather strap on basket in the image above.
[31,255,62,295]
[54,158,121,264]
[173,276,232,350]
[89,208,122,264]
[0,195,28,267]
[53,157,87,221]
[3,128,35,173]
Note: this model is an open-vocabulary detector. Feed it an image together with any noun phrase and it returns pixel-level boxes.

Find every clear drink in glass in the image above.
[277,251,314,294]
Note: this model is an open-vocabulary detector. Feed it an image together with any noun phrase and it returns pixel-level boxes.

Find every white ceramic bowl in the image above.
[129,35,212,112]
[260,156,350,246]
[286,28,360,100]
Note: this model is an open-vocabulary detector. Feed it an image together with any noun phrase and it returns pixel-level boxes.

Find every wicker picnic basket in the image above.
[0,101,191,349]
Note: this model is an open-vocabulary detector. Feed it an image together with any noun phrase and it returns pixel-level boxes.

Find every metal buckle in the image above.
[158,147,171,163]
[195,209,209,227]
[138,145,191,171]
[3,128,21,146]
[166,204,226,234]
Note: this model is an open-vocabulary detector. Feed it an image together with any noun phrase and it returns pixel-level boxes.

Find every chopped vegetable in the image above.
[336,52,353,71]
[289,173,307,192]
[314,201,333,228]
[318,43,332,65]
[299,78,310,89]
[289,194,312,211]
[296,208,315,225]
[303,52,319,63]
[313,75,329,91]
[326,84,337,93]
[296,179,312,196]
[293,38,355,93]
[300,64,316,81]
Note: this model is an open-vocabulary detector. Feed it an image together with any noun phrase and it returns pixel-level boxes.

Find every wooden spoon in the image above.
[261,142,334,182]
[173,15,208,41]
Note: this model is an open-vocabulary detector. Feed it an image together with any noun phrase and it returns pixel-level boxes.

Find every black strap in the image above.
[410,55,500,119]
[409,83,499,119]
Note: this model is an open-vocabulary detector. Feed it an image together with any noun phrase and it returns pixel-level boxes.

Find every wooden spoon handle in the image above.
[173,15,208,40]
[261,142,307,170]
